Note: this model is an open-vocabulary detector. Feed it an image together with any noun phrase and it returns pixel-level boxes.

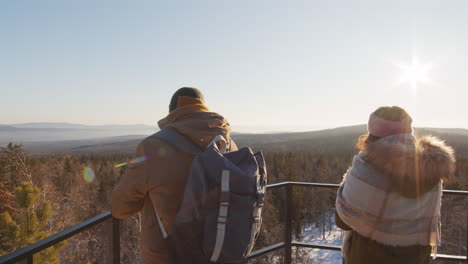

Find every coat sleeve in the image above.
[111,143,148,219]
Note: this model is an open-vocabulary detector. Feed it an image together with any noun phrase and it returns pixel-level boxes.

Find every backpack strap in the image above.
[149,195,169,239]
[148,128,201,239]
[210,169,230,262]
[248,175,265,253]
[150,128,202,154]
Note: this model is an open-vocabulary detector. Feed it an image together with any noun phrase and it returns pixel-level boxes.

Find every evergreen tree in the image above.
[0,181,66,263]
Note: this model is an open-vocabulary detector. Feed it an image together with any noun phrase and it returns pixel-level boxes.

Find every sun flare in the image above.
[397,56,432,89]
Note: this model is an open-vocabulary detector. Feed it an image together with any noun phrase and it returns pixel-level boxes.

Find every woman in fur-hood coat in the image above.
[335,106,456,264]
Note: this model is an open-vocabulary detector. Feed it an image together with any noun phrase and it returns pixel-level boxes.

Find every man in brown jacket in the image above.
[111,87,237,264]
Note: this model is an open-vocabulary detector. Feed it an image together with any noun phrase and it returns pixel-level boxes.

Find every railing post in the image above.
[112,217,120,264]
[284,184,292,264]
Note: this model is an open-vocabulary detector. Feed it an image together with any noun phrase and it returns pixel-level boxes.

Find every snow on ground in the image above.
[296,213,344,264]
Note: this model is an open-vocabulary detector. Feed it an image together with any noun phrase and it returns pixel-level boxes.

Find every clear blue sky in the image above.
[1,0,467,132]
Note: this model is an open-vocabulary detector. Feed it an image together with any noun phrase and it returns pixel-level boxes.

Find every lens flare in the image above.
[114,155,151,168]
[130,156,148,164]
[114,162,127,168]
[83,167,96,183]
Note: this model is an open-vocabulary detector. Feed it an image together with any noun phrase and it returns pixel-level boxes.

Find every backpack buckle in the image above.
[218,216,227,223]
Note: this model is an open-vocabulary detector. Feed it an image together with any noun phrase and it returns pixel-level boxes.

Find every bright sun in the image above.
[397,56,432,89]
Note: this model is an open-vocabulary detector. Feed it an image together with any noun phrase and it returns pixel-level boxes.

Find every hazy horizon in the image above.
[3,121,468,153]
[2,121,468,135]
[2,1,468,132]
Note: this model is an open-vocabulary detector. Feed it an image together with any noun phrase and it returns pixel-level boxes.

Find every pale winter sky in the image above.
[1,0,468,132]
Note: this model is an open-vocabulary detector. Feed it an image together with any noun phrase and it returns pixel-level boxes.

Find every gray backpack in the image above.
[150,128,267,264]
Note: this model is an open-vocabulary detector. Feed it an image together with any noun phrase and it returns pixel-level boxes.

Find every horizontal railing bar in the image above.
[0,211,112,264]
[247,242,286,259]
[267,182,340,190]
[443,189,468,196]
[265,182,289,189]
[434,253,467,261]
[290,242,467,262]
[267,182,468,196]
[292,241,341,251]
[285,182,340,188]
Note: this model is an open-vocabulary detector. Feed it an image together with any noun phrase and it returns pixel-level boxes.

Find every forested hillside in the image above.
[0,128,467,263]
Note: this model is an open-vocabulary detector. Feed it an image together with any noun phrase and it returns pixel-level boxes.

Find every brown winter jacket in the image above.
[336,213,432,264]
[336,135,455,264]
[111,97,238,264]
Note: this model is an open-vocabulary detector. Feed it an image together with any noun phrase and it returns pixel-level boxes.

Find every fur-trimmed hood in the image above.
[362,134,456,197]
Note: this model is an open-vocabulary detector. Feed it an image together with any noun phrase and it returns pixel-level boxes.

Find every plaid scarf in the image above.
[336,154,442,253]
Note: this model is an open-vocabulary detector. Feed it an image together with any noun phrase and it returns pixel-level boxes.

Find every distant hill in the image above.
[22,135,145,154]
[0,122,156,144]
[12,122,154,131]
[11,122,92,129]
[234,125,468,154]
[233,125,367,151]
[10,124,468,155]
[417,127,468,137]
[0,125,18,131]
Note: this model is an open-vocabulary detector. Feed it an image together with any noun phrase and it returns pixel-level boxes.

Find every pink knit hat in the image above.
[368,112,413,137]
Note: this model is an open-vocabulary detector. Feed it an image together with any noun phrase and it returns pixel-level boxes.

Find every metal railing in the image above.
[247,182,468,264]
[0,212,120,264]
[0,182,466,264]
